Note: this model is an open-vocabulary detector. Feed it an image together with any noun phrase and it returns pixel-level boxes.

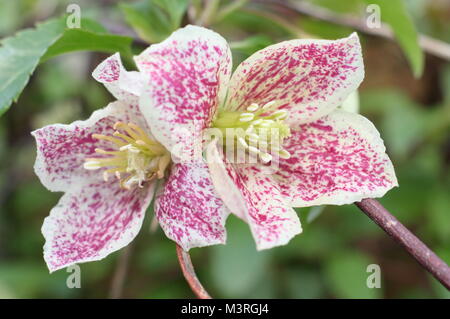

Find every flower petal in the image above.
[276,110,398,207]
[43,180,155,272]
[226,33,364,125]
[206,143,302,250]
[135,25,232,160]
[155,161,230,250]
[32,100,149,192]
[92,53,142,103]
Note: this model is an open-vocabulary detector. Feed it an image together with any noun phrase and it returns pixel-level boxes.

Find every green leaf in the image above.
[0,18,65,116]
[41,29,132,62]
[298,17,353,40]
[364,0,424,78]
[152,0,189,29]
[120,0,188,43]
[0,17,133,116]
[229,34,273,56]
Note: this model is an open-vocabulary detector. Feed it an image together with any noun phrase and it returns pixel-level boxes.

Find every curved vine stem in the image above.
[257,0,450,61]
[176,244,212,299]
[176,199,450,297]
[356,199,450,290]
[109,244,133,299]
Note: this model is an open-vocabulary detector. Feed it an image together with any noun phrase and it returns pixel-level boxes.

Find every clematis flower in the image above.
[32,53,230,271]
[135,25,398,250]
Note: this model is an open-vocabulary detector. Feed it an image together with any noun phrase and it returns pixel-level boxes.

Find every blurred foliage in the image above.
[364,0,424,77]
[0,16,133,115]
[0,0,449,299]
[120,0,188,43]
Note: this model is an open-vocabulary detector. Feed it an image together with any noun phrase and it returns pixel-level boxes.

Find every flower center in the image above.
[84,122,171,189]
[211,101,291,163]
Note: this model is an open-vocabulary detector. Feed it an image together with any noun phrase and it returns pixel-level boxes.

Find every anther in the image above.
[251,119,263,126]
[246,103,259,112]
[84,122,170,190]
[83,161,101,170]
[248,146,260,155]
[262,101,277,110]
[271,110,288,119]
[278,149,291,159]
[239,113,255,122]
[238,137,249,149]
[259,152,272,163]
[259,120,274,127]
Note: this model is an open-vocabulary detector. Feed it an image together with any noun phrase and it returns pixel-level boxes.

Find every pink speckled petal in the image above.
[227,33,364,125]
[155,161,230,250]
[92,53,142,103]
[135,25,232,160]
[276,110,398,207]
[32,100,149,192]
[206,143,302,250]
[43,180,155,272]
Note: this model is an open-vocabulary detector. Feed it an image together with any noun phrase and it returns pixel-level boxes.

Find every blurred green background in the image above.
[0,0,449,298]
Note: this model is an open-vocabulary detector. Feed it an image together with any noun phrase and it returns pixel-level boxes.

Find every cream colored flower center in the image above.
[211,100,291,163]
[84,122,171,189]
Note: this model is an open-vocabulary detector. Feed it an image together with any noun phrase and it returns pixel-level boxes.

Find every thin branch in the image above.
[356,198,450,290]
[176,199,450,296]
[109,244,133,299]
[176,244,212,299]
[197,0,221,26]
[257,0,450,61]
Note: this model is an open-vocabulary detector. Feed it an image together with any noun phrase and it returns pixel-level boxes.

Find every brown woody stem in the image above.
[257,0,450,61]
[356,198,450,290]
[109,244,133,299]
[176,244,212,299]
[176,199,450,298]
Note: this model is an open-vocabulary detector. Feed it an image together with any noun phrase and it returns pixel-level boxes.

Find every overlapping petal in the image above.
[32,101,148,192]
[206,144,302,250]
[275,110,398,207]
[155,161,230,250]
[135,25,232,160]
[92,53,143,103]
[42,180,154,272]
[226,33,364,125]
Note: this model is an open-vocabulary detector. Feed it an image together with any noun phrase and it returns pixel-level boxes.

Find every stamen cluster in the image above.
[212,101,291,163]
[84,122,171,189]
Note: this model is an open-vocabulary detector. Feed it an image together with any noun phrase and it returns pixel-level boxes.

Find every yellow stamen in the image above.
[212,100,291,163]
[92,134,127,147]
[85,122,171,189]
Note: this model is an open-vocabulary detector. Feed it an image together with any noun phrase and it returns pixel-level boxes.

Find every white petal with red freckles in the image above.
[275,110,398,207]
[206,144,302,250]
[236,166,302,250]
[32,100,150,192]
[226,33,364,125]
[92,53,142,103]
[135,25,232,160]
[155,161,230,250]
[42,180,155,272]
[205,141,248,220]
